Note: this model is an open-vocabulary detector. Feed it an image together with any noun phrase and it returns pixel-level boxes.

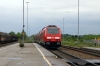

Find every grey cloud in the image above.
[0,0,100,35]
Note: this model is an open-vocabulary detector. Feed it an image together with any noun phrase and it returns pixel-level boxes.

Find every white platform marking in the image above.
[34,43,52,66]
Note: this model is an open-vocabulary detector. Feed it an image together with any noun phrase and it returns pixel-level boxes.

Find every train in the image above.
[0,32,18,44]
[34,25,62,49]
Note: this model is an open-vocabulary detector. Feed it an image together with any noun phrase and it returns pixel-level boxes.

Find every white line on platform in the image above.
[34,43,52,66]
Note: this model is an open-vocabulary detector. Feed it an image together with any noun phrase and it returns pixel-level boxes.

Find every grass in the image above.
[25,40,33,43]
[61,40,100,48]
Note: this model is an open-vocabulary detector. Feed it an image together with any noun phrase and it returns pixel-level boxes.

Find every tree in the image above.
[29,34,34,40]
[9,31,15,35]
[16,32,22,39]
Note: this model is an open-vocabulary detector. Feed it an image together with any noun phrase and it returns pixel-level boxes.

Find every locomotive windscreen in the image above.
[47,28,59,34]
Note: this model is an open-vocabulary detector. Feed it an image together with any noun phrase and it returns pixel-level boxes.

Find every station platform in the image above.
[0,43,70,66]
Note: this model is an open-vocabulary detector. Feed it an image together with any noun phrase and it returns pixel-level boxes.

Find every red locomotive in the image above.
[34,25,62,48]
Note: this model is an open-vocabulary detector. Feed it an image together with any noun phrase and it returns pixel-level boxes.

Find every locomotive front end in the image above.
[45,25,62,48]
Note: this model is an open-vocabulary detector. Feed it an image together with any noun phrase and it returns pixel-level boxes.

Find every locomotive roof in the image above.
[41,25,57,30]
[42,27,45,30]
[41,25,58,31]
[47,25,57,27]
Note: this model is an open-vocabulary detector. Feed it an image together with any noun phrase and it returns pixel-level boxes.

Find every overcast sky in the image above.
[0,0,100,36]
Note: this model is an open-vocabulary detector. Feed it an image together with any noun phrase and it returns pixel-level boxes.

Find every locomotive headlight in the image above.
[55,37,60,39]
[47,37,51,39]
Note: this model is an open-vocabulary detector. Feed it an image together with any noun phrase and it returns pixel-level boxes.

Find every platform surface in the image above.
[0,43,70,66]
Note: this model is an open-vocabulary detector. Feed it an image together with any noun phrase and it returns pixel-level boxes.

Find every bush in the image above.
[19,42,24,47]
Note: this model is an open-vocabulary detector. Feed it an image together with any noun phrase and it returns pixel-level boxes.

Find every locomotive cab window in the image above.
[47,28,59,34]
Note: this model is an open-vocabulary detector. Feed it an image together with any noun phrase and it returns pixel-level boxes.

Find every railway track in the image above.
[60,45,100,58]
[0,42,17,47]
[50,49,98,66]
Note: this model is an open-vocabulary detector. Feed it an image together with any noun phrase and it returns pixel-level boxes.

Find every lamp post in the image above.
[22,0,25,44]
[29,25,30,40]
[63,18,65,41]
[78,0,79,43]
[26,2,29,40]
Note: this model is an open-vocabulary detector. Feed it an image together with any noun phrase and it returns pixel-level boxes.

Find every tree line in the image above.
[63,34,100,42]
[9,31,33,40]
[9,31,100,42]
